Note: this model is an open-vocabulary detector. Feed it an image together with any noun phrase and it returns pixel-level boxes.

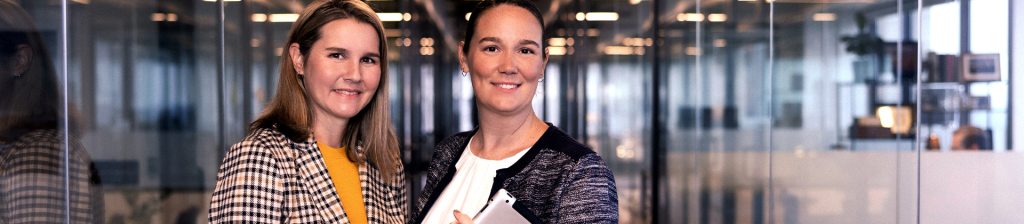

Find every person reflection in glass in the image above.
[208,0,405,223]
[0,0,100,223]
[411,1,618,223]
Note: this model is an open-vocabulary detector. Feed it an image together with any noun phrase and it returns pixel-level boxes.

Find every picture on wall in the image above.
[961,53,1001,81]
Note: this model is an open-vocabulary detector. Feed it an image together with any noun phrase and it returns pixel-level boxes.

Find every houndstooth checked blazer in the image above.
[209,127,407,223]
[0,129,100,224]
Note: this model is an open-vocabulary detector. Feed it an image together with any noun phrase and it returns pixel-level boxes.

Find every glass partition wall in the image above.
[2,0,1020,223]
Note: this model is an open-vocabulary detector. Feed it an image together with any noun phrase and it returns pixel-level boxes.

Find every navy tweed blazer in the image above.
[411,125,618,223]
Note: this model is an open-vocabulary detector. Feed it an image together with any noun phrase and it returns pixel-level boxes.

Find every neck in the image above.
[312,113,348,148]
[472,108,547,160]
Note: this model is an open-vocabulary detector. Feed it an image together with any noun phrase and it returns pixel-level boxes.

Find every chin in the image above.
[483,101,531,114]
[329,107,363,119]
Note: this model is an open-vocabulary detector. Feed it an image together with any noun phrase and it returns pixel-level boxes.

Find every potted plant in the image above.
[840,12,884,82]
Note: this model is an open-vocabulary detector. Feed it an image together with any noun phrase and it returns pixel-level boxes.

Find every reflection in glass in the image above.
[1,1,100,222]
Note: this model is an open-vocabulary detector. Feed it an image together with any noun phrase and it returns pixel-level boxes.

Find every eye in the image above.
[328,53,343,59]
[360,57,378,64]
[483,46,498,52]
[519,48,536,55]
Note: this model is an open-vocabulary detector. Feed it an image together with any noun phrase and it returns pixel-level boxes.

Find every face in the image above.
[290,18,381,125]
[460,5,547,116]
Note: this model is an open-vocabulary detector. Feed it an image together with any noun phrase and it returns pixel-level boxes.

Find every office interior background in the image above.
[3,0,1024,223]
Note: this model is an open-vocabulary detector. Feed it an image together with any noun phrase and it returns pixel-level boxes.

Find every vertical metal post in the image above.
[650,0,664,223]
[60,0,70,222]
[217,0,227,157]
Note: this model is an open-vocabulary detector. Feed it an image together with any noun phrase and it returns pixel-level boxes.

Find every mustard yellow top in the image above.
[317,142,367,224]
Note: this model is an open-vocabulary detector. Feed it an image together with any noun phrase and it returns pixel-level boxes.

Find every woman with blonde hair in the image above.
[209,0,405,223]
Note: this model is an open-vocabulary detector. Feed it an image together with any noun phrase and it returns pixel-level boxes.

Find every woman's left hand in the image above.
[452,210,474,224]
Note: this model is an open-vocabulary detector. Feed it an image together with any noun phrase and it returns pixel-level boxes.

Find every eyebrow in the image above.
[478,37,501,44]
[519,39,540,48]
[324,47,380,58]
[477,37,541,47]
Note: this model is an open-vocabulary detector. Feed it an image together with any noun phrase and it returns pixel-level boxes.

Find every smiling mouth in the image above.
[333,89,362,96]
[492,82,521,90]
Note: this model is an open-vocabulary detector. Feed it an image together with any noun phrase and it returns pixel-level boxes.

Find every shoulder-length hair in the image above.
[250,0,400,177]
[0,0,60,141]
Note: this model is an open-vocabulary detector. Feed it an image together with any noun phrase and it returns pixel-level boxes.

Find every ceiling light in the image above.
[420,37,434,47]
[708,13,727,22]
[604,46,633,55]
[269,14,299,22]
[813,13,836,22]
[251,14,300,23]
[547,46,567,55]
[605,46,639,55]
[677,13,704,22]
[377,13,403,22]
[548,38,567,47]
[251,13,267,22]
[151,13,166,22]
[586,12,619,21]
[466,13,473,21]
[420,46,434,56]
[623,37,646,47]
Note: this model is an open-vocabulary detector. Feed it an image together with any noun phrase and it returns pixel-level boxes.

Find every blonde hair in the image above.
[250,0,400,177]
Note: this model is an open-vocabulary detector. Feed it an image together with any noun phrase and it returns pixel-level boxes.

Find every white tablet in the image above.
[473,189,531,224]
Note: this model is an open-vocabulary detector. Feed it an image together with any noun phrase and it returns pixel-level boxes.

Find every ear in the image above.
[542,46,549,69]
[13,44,32,76]
[457,41,469,73]
[289,43,305,75]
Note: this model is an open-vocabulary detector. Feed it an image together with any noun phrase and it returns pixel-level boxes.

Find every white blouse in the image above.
[422,137,530,224]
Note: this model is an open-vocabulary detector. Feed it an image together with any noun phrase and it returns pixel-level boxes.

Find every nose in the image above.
[497,51,518,76]
[343,60,363,83]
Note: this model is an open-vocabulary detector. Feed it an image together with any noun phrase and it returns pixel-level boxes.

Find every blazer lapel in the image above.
[293,138,349,223]
[358,163,375,222]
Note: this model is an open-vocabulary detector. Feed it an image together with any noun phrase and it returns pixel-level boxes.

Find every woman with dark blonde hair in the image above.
[209,0,405,223]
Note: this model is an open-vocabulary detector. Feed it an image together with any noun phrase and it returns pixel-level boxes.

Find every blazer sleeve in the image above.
[208,139,286,223]
[556,153,619,224]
